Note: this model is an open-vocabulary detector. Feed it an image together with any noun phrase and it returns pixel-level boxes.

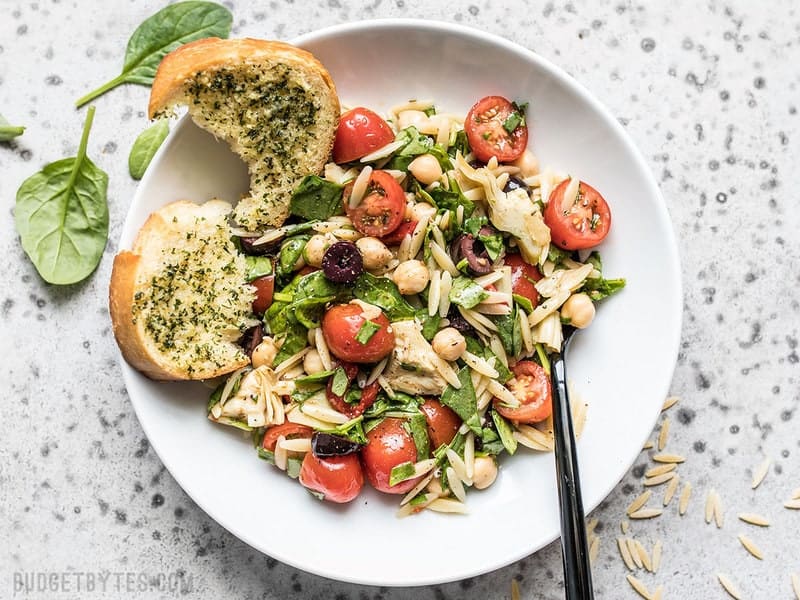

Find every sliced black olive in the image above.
[239,236,276,256]
[452,234,493,276]
[311,432,362,457]
[446,306,475,336]
[322,241,364,283]
[503,175,530,194]
[239,324,264,358]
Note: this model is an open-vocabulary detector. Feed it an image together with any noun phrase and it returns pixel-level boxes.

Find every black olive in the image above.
[503,175,530,194]
[322,241,364,283]
[311,432,362,457]
[239,324,264,358]
[452,234,493,275]
[446,307,475,336]
[468,159,486,170]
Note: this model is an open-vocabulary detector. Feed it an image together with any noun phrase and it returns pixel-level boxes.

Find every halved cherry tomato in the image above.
[380,220,417,246]
[326,362,380,418]
[251,274,275,314]
[333,107,396,163]
[322,303,395,364]
[344,170,405,237]
[504,254,542,307]
[493,360,552,423]
[465,95,528,163]
[544,179,612,250]
[299,452,364,503]
[419,399,461,450]
[262,423,313,452]
[361,418,421,494]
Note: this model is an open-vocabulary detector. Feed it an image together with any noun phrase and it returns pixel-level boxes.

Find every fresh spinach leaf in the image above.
[244,256,272,281]
[272,320,307,366]
[363,393,420,419]
[15,106,108,285]
[491,410,518,455]
[585,251,603,273]
[354,272,416,321]
[405,413,430,461]
[447,129,470,158]
[286,457,303,479]
[289,175,344,220]
[581,277,626,302]
[423,177,474,218]
[356,320,381,345]
[277,236,309,278]
[449,276,489,309]
[321,416,368,445]
[479,427,505,456]
[389,461,416,487]
[128,119,169,179]
[0,114,25,141]
[493,307,522,357]
[294,369,335,386]
[76,1,233,107]
[547,245,571,265]
[417,309,441,341]
[440,367,481,435]
[464,336,512,383]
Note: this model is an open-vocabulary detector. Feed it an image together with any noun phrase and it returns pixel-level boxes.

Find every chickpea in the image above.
[303,349,325,375]
[408,154,443,185]
[511,149,539,178]
[397,109,428,130]
[355,237,393,270]
[303,234,331,268]
[251,337,280,369]
[560,292,595,329]
[472,456,498,490]
[408,201,437,223]
[392,260,429,295]
[432,327,466,361]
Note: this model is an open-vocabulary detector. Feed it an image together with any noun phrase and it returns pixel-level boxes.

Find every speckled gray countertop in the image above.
[2,1,798,598]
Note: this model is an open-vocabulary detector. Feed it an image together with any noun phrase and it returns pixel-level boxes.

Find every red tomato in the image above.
[333,107,396,163]
[326,362,380,418]
[321,303,395,364]
[544,179,612,250]
[504,254,542,307]
[494,360,553,423]
[465,95,528,163]
[344,170,405,237]
[361,418,421,494]
[262,423,312,452]
[420,399,461,449]
[250,275,275,314]
[380,220,417,246]
[299,452,364,503]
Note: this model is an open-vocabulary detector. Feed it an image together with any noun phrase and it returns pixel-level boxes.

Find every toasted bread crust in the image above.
[148,37,338,120]
[109,201,253,382]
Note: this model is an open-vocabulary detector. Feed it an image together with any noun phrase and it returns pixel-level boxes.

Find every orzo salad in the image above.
[208,95,625,514]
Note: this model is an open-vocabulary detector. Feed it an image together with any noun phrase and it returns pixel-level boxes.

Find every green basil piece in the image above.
[356,320,382,345]
[0,114,25,141]
[330,367,349,397]
[15,106,108,285]
[406,413,430,461]
[389,461,416,487]
[76,1,233,107]
[493,307,522,358]
[289,175,344,220]
[128,119,169,179]
[449,276,489,309]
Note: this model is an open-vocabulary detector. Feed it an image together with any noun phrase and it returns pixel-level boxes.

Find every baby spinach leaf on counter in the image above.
[0,114,25,141]
[354,272,416,321]
[356,320,381,345]
[128,119,169,179]
[76,1,233,107]
[491,410,518,455]
[440,366,481,435]
[581,277,626,302]
[289,175,344,220]
[244,255,273,281]
[449,276,489,309]
[15,106,108,285]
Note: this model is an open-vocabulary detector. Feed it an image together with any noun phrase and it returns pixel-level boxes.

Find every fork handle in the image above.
[551,352,594,600]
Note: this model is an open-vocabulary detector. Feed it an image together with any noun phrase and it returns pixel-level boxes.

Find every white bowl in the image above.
[119,19,682,586]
